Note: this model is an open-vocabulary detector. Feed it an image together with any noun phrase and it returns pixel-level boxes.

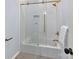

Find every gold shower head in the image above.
[52,0,60,6]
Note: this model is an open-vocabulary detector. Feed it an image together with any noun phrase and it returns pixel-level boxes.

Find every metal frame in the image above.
[20,1,60,5]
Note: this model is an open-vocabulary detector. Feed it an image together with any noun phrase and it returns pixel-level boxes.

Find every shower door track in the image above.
[20,1,60,5]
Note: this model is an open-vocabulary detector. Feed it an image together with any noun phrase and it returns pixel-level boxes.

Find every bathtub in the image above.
[20,39,63,59]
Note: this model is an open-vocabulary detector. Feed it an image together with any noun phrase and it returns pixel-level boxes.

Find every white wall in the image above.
[5,0,20,59]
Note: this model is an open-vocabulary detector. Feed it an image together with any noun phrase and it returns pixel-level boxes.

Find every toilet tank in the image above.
[59,25,69,48]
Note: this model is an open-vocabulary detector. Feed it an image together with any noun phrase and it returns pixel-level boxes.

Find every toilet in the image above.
[59,25,69,59]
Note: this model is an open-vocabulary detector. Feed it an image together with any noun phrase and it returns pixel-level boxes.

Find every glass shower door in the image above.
[20,1,60,59]
[20,3,45,59]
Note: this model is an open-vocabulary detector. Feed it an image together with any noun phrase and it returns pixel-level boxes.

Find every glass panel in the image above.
[21,4,43,44]
[20,4,44,59]
[20,2,60,59]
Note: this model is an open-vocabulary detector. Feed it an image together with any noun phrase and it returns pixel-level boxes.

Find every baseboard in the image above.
[12,51,20,59]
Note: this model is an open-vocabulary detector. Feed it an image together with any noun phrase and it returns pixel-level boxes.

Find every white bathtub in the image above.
[21,40,63,59]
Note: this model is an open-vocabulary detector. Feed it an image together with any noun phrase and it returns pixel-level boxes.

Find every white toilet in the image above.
[59,25,69,59]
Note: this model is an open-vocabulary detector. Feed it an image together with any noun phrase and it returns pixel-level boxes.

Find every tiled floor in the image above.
[15,52,54,59]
